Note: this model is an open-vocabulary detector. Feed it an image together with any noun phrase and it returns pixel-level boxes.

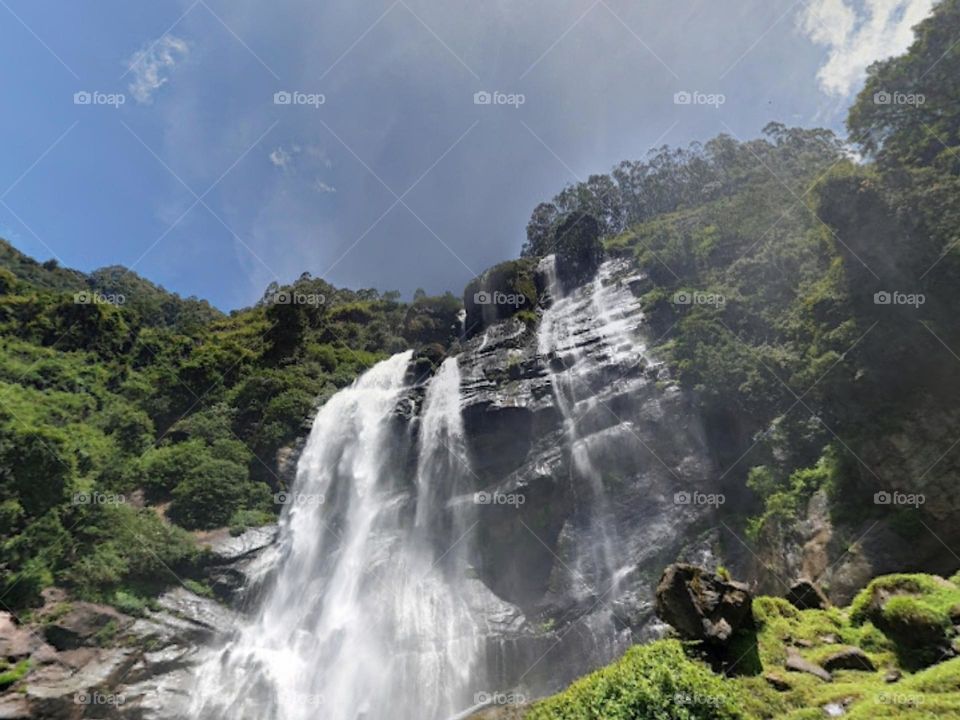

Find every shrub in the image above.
[169,458,267,530]
[138,440,206,498]
[525,640,745,720]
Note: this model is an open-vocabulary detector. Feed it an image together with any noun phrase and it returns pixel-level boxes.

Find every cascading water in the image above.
[191,352,486,720]
[536,256,645,600]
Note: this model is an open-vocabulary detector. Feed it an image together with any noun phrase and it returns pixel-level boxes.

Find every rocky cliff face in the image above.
[451,257,725,694]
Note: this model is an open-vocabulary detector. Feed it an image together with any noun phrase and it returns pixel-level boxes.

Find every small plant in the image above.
[0,660,30,689]
[183,579,215,599]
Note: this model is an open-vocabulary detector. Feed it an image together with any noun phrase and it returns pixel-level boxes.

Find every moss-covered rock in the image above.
[850,574,960,668]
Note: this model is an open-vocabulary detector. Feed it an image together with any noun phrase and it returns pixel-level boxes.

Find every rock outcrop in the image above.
[655,564,754,646]
[821,646,876,672]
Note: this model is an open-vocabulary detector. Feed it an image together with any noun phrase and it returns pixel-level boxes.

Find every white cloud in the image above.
[269,147,292,168]
[313,180,337,194]
[127,35,189,104]
[799,0,935,96]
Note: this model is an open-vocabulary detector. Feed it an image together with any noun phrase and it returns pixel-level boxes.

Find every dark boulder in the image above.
[655,564,754,646]
[821,646,876,672]
[786,579,830,611]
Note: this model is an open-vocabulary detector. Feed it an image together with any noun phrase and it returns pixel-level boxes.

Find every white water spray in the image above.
[191,353,485,720]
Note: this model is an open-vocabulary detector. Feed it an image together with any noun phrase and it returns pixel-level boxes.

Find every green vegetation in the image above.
[525,639,745,720]
[463,258,539,335]
[0,660,30,690]
[0,242,458,609]
[528,573,960,719]
[850,574,960,668]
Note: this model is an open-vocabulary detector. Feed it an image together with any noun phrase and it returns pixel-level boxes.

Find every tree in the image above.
[522,202,560,257]
[554,212,604,286]
[169,458,258,530]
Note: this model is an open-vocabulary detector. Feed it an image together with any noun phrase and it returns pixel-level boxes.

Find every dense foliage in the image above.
[0,244,460,609]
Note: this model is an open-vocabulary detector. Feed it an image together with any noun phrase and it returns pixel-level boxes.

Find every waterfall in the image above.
[536,256,642,599]
[191,352,485,720]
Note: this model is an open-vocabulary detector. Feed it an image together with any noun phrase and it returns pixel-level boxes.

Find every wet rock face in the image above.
[197,525,281,604]
[463,259,541,337]
[456,258,724,692]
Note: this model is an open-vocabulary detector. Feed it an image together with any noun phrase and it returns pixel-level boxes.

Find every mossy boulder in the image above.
[463,259,539,337]
[850,574,960,668]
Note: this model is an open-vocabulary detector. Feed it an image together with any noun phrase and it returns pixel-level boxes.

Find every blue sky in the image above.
[0,0,936,310]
